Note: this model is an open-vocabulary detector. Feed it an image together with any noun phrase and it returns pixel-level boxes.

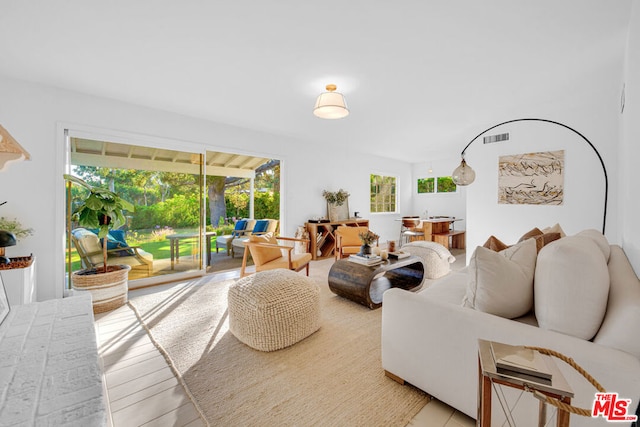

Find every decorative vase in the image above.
[327,203,340,222]
[360,244,371,256]
[327,199,349,222]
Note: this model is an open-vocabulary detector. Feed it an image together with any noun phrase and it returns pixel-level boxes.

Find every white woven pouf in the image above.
[228,269,321,352]
[401,241,456,279]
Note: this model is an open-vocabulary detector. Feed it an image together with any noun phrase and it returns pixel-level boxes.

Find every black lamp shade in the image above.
[0,231,17,248]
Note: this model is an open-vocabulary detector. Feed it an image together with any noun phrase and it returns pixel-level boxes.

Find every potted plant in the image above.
[64,174,135,313]
[0,206,34,266]
[358,230,379,255]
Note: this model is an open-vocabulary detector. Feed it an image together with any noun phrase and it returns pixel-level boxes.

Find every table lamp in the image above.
[0,230,17,264]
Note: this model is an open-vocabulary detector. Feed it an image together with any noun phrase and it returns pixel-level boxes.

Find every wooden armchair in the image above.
[231,219,280,258]
[335,226,374,259]
[240,233,312,277]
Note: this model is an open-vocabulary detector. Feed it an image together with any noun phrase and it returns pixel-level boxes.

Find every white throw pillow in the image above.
[575,229,610,262]
[534,236,610,340]
[462,238,537,319]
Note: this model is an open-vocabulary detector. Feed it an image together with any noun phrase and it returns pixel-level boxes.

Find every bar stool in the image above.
[399,217,424,246]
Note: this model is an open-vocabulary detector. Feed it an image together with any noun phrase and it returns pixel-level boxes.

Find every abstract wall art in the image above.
[498,150,564,205]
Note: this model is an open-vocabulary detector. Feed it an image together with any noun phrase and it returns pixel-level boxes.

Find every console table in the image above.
[327,255,425,309]
[305,219,369,260]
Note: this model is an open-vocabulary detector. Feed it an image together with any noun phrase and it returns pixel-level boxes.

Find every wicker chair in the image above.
[71,228,153,276]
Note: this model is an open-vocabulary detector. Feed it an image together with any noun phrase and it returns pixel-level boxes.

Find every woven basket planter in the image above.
[71,265,131,314]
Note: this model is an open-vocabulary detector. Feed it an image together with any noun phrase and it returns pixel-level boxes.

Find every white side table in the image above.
[0,256,36,306]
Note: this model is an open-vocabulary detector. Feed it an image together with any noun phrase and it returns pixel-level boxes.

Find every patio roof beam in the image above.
[71,152,256,178]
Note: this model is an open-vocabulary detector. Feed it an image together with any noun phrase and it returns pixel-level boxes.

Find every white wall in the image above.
[0,75,411,301]
[464,119,616,253]
[620,0,640,274]
[462,68,624,258]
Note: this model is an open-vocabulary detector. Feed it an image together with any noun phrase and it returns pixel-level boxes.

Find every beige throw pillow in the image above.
[541,223,566,238]
[462,238,537,319]
[482,235,509,252]
[249,233,282,265]
[518,227,543,242]
[534,236,609,340]
[575,229,610,262]
[518,227,561,252]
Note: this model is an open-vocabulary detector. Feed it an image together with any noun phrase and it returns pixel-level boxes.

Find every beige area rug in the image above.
[128,260,429,426]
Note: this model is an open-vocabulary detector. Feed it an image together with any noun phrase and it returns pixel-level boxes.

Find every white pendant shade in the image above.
[313,84,349,119]
[452,159,476,186]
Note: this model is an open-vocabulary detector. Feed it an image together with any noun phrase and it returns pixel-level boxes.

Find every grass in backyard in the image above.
[68,231,221,272]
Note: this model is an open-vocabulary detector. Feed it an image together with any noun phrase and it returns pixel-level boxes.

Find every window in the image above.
[417,178,435,194]
[437,176,457,193]
[417,176,457,194]
[370,174,397,213]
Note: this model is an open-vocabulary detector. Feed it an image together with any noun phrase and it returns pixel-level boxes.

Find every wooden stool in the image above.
[432,230,465,249]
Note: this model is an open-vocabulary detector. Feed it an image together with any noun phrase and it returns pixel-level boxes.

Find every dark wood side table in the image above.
[477,339,574,427]
[327,255,425,309]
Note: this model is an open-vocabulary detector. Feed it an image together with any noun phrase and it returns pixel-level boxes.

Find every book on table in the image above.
[348,254,383,265]
[388,251,410,259]
[490,341,553,384]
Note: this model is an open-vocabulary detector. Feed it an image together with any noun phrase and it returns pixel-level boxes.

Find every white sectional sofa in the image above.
[382,229,640,426]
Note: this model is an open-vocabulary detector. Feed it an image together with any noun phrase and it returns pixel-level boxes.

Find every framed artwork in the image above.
[0,274,9,326]
[327,200,350,222]
[498,150,564,205]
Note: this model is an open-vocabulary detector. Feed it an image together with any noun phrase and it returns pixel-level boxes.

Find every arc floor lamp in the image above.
[451,118,608,234]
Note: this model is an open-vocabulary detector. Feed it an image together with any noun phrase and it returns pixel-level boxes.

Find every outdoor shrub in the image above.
[150,226,175,242]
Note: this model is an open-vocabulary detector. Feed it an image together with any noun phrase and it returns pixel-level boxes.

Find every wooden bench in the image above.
[432,230,465,250]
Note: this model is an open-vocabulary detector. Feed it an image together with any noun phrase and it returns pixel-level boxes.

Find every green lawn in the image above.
[68,230,222,272]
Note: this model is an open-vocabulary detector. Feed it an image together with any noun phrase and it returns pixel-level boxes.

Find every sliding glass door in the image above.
[64,132,282,290]
[65,137,205,288]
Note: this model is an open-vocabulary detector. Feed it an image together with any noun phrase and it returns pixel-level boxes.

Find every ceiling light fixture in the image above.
[313,84,349,119]
[0,125,31,171]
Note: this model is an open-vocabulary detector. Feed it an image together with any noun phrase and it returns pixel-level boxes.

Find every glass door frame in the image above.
[60,125,209,291]
[56,123,287,297]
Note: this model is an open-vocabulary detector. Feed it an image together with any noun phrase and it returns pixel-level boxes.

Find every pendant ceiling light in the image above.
[0,125,31,172]
[451,157,476,186]
[313,84,349,119]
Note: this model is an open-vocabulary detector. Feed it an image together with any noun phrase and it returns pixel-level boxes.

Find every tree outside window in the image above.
[417,176,457,193]
[370,174,397,213]
[417,178,435,193]
[437,176,457,193]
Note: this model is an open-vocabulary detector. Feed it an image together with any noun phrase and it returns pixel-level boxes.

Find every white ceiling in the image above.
[0,1,632,163]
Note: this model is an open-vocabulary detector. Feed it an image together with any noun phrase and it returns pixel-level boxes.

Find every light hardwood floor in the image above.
[95,265,475,427]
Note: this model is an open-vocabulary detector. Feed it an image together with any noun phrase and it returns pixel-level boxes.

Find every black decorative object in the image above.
[0,230,17,264]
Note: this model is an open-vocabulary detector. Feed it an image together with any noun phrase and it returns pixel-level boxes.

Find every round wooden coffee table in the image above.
[328,256,425,309]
